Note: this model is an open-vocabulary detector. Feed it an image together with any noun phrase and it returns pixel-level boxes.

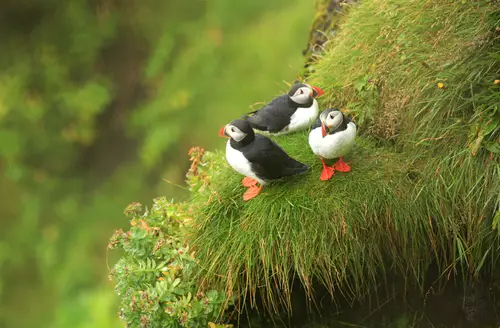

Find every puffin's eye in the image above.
[231,127,235,132]
[299,89,304,94]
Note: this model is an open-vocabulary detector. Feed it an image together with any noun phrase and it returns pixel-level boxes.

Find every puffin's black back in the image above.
[311,117,322,130]
[229,121,309,181]
[241,83,314,133]
[243,135,308,181]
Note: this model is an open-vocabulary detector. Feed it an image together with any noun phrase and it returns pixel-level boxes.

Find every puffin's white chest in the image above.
[225,141,266,185]
[287,99,319,133]
[308,122,357,159]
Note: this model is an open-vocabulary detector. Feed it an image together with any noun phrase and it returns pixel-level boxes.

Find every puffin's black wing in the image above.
[242,135,309,181]
[242,95,297,133]
[311,117,322,130]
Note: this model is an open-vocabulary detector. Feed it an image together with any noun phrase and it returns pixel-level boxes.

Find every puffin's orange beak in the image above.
[311,85,325,98]
[321,122,328,137]
[219,125,229,138]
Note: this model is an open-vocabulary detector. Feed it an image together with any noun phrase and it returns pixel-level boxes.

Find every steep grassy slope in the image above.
[189,0,500,315]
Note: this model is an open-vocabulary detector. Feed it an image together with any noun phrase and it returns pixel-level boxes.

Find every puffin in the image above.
[308,108,357,181]
[219,119,309,201]
[241,83,325,135]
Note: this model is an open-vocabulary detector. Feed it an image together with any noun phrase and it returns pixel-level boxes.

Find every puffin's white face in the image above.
[323,110,343,130]
[225,124,246,142]
[289,86,313,104]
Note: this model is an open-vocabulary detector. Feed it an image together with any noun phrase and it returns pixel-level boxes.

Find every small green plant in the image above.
[109,198,233,328]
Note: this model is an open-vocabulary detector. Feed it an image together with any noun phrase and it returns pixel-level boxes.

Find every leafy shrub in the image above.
[109,198,232,327]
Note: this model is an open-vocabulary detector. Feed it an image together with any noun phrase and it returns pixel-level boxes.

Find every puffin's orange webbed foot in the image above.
[320,166,335,181]
[320,158,335,181]
[333,157,351,173]
[242,177,258,187]
[243,185,263,201]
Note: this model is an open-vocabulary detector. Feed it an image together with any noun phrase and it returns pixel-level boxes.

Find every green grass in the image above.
[189,135,497,315]
[187,0,500,316]
[191,134,418,310]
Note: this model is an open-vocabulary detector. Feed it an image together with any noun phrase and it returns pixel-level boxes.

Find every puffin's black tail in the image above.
[241,109,258,118]
[283,160,309,176]
[241,113,268,132]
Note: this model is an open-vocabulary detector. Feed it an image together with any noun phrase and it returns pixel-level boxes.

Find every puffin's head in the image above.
[219,119,254,143]
[319,108,344,137]
[288,83,324,105]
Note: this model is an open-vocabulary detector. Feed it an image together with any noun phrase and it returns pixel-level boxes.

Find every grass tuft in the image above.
[190,134,416,312]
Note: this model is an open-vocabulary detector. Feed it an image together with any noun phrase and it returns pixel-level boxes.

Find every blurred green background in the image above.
[0,1,314,327]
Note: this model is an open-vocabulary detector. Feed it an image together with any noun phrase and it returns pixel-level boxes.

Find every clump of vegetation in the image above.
[109,198,232,328]
[190,135,416,311]
[110,0,500,326]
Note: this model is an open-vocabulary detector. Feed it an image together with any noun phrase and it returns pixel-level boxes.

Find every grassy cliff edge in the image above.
[111,0,500,326]
[189,0,499,312]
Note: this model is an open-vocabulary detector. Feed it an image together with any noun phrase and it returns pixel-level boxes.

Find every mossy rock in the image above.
[302,0,360,77]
